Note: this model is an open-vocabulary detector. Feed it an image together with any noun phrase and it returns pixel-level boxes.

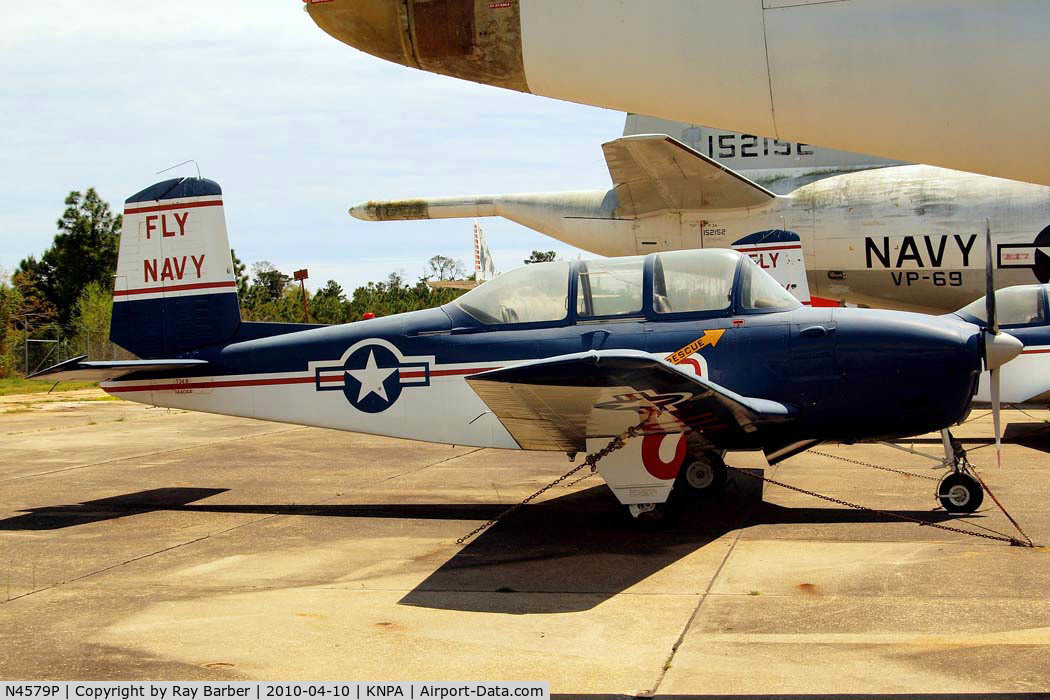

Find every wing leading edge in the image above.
[466,350,794,453]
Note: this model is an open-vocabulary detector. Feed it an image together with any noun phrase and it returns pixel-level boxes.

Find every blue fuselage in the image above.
[177,301,982,450]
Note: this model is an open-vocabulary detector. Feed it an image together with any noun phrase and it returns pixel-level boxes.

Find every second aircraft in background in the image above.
[352,133,1050,314]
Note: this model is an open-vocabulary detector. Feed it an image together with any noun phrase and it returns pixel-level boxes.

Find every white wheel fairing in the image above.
[585,434,681,505]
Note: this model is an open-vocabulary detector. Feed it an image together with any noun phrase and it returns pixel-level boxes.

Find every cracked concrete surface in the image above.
[1,391,1048,695]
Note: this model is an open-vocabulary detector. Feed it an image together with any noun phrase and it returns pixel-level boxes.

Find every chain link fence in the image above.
[7,330,134,378]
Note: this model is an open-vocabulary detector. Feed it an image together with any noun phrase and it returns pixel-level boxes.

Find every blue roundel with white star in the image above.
[342,345,403,413]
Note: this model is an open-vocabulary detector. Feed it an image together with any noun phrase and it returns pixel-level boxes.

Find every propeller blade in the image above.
[983,218,1011,469]
[985,217,998,335]
[991,366,1003,469]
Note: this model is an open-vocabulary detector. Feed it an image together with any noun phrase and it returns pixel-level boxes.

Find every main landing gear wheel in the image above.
[676,453,728,497]
[937,472,984,514]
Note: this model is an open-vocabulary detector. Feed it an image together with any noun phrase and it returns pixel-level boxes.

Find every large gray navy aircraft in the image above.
[351,134,1050,314]
[303,0,1050,187]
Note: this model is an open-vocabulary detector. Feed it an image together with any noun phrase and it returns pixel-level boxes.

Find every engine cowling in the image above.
[304,0,528,92]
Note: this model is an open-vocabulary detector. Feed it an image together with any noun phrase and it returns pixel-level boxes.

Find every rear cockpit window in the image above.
[958,285,1045,326]
[652,250,739,313]
[454,261,571,324]
[577,257,645,317]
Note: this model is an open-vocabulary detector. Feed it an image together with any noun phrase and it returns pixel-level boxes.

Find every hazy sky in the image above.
[0,2,624,290]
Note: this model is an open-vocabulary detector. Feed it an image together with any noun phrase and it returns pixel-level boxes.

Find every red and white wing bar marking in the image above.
[102,365,503,394]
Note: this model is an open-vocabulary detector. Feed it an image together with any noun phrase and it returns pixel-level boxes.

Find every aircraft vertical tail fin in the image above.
[731,230,812,305]
[731,230,843,307]
[111,178,240,358]
[473,219,496,282]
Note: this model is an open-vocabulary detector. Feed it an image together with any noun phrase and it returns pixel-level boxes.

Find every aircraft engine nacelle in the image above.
[304,0,529,92]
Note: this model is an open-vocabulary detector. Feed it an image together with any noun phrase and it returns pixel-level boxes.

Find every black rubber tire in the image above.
[938,472,984,514]
[675,453,728,498]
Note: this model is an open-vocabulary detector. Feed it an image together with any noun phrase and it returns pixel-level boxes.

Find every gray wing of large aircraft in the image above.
[602,135,776,217]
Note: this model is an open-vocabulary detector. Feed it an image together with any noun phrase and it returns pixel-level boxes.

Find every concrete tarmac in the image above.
[1,390,1049,695]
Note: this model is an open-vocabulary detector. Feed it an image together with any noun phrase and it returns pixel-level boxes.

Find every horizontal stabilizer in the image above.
[466,349,793,452]
[603,134,776,216]
[28,355,208,382]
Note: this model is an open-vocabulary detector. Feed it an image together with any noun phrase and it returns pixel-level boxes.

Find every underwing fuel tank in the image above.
[303,0,1050,187]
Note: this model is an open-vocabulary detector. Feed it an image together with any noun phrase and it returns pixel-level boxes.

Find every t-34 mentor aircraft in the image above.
[35,178,1024,519]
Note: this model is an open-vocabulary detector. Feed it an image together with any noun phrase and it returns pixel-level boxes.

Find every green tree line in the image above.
[237,263,465,325]
[1,189,467,377]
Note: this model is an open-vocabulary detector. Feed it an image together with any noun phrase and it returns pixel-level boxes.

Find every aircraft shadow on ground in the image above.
[398,471,969,614]
[0,488,507,531]
[1003,422,1050,453]
[0,488,231,530]
[0,473,975,614]
[902,421,1050,455]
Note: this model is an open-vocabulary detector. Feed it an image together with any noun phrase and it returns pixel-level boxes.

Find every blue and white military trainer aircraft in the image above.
[35,178,1025,519]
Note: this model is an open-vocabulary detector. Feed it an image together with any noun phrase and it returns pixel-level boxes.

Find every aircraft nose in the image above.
[303,0,529,91]
[348,201,377,221]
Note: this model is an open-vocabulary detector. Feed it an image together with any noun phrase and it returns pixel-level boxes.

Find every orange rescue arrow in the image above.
[665,329,726,365]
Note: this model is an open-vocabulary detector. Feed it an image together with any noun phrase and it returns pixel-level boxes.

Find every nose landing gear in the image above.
[935,430,984,514]
[937,472,985,513]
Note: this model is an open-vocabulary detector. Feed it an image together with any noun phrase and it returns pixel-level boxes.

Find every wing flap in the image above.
[467,350,794,452]
[469,381,587,451]
[27,355,209,382]
[602,134,776,217]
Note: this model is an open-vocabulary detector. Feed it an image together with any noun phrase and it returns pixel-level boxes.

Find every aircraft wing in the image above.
[27,355,209,382]
[602,134,777,217]
[466,350,794,453]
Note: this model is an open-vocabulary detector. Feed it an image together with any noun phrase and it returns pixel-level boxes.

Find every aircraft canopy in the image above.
[452,249,797,325]
[956,284,1047,327]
